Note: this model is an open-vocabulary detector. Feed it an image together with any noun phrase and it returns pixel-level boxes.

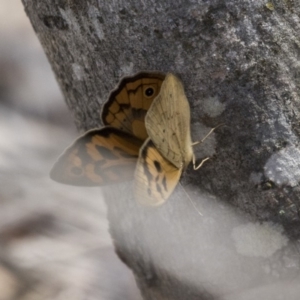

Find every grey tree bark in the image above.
[22,0,300,299]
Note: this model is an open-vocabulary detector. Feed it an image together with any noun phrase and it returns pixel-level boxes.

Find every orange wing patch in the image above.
[102,72,165,141]
[50,127,143,186]
[134,138,182,206]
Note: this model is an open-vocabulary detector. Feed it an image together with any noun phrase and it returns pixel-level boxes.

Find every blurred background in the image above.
[0,1,141,299]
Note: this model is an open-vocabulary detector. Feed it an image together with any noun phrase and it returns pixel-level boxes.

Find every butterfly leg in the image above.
[193,155,210,170]
[192,123,224,147]
[179,182,203,216]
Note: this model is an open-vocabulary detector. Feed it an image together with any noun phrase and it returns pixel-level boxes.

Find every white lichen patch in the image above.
[249,172,263,185]
[191,123,217,158]
[232,222,288,258]
[72,63,84,81]
[264,146,300,187]
[88,6,105,40]
[120,62,134,75]
[59,8,80,33]
[202,96,226,117]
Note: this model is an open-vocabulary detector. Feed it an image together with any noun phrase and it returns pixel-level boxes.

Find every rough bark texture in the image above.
[22,0,300,299]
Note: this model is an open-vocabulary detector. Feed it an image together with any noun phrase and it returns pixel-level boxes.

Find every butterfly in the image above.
[50,72,165,186]
[134,73,212,206]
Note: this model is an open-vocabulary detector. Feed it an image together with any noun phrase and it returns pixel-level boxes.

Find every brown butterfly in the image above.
[50,72,165,186]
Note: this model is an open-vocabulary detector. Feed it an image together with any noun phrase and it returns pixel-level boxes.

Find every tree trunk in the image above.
[22,0,300,299]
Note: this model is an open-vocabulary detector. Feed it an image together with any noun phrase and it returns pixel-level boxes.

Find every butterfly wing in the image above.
[102,72,165,141]
[50,127,143,186]
[134,138,182,206]
[145,73,193,169]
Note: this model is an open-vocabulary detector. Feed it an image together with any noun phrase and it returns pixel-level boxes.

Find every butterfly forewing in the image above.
[102,72,165,141]
[145,73,193,169]
[135,138,182,206]
[50,127,143,186]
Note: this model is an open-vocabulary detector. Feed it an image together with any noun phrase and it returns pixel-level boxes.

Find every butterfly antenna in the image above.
[192,123,225,146]
[179,183,203,216]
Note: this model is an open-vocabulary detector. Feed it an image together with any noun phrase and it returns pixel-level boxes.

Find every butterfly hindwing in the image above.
[134,138,182,206]
[145,73,193,169]
[50,127,143,186]
[102,72,165,141]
